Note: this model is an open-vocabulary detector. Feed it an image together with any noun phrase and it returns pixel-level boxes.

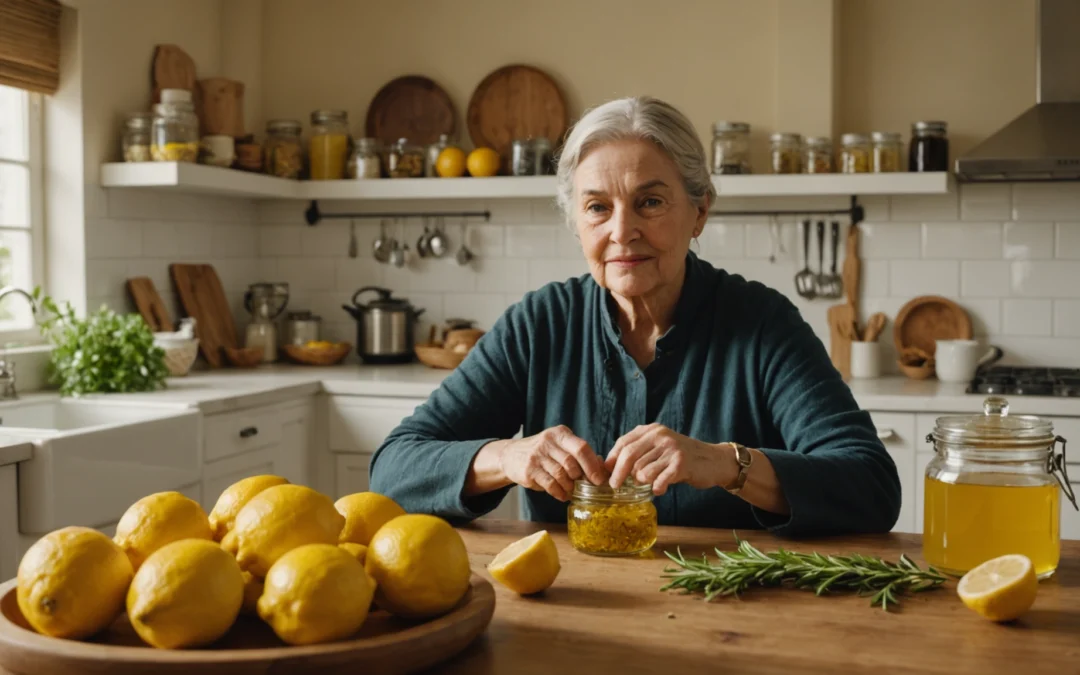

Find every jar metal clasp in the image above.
[1049,435,1078,511]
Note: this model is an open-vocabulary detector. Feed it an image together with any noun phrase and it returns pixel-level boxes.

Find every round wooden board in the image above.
[893,295,973,356]
[467,64,568,170]
[0,574,494,675]
[365,75,456,147]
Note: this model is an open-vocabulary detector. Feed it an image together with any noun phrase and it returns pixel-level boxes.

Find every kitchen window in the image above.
[0,83,44,342]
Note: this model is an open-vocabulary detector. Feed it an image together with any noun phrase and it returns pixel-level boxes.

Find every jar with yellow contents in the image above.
[309,109,350,180]
[923,396,1077,579]
[567,479,658,556]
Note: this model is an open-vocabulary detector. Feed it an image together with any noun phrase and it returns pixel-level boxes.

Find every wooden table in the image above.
[435,521,1080,675]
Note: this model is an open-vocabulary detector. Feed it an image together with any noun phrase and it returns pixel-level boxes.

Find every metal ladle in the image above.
[455,219,474,266]
[416,217,431,259]
[428,216,449,258]
[389,218,409,268]
[372,219,392,264]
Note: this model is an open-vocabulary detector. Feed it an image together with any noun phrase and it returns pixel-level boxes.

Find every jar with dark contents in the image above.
[803,136,833,174]
[567,479,657,556]
[909,121,949,172]
[840,133,871,174]
[871,131,903,172]
[511,138,535,176]
[712,121,752,174]
[769,133,802,174]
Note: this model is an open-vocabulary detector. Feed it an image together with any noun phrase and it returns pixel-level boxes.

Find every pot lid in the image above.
[932,396,1055,447]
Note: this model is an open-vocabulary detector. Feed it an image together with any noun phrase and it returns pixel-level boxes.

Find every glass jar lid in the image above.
[912,120,948,134]
[125,112,152,129]
[932,396,1055,448]
[573,477,653,502]
[311,109,348,125]
[267,119,302,134]
[871,131,902,143]
[713,121,751,134]
[769,132,802,144]
[841,133,870,146]
[804,136,832,148]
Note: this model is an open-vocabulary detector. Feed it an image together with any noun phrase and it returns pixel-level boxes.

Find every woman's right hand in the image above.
[473,426,607,502]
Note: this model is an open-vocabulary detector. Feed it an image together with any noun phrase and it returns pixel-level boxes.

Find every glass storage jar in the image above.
[839,133,871,173]
[386,138,425,178]
[532,137,554,175]
[263,119,303,179]
[923,396,1076,579]
[712,122,751,175]
[511,138,535,176]
[803,136,833,174]
[121,112,153,162]
[769,132,802,174]
[567,478,658,556]
[425,134,451,177]
[909,121,949,172]
[348,137,382,179]
[871,131,903,172]
[150,101,199,162]
[309,109,350,180]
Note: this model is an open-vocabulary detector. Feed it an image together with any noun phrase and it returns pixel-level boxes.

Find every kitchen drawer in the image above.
[204,408,284,463]
[202,448,279,513]
[328,397,424,454]
[868,412,916,533]
[335,453,371,497]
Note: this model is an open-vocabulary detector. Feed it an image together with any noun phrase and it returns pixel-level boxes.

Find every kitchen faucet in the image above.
[0,286,38,401]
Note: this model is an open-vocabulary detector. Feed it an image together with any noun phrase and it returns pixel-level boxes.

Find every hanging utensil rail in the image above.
[708,195,864,225]
[304,200,491,226]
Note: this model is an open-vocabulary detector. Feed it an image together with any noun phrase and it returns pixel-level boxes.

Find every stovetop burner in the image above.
[967,367,1080,397]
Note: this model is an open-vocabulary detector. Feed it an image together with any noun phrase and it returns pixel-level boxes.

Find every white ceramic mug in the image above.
[201,135,235,167]
[850,341,881,379]
[935,340,1003,383]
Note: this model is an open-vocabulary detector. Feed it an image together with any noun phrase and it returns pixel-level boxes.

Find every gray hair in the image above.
[555,96,716,227]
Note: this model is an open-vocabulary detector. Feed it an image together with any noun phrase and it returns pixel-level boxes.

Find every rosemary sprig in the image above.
[660,536,947,611]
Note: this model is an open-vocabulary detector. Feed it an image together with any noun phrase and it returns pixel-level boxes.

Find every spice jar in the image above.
[769,133,802,174]
[909,121,949,172]
[121,112,152,162]
[262,119,303,179]
[386,138,424,178]
[839,133,871,173]
[511,138,535,176]
[425,134,451,177]
[803,136,833,174]
[923,396,1077,579]
[150,91,199,163]
[309,109,350,180]
[533,137,554,175]
[567,478,658,556]
[348,137,382,179]
[712,122,751,175]
[871,131,903,172]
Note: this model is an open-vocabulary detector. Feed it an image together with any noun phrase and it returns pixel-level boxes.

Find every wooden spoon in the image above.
[863,313,887,342]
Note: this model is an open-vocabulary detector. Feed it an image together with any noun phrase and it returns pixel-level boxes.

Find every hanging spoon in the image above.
[455,218,474,266]
[372,219,391,263]
[428,216,449,258]
[416,217,430,258]
[348,219,358,259]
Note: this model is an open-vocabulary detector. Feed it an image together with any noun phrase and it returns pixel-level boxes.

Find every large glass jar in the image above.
[348,137,382,179]
[567,479,658,556]
[840,133,871,173]
[871,131,903,172]
[803,136,833,174]
[769,133,802,174]
[909,121,949,172]
[712,121,751,175]
[511,138,535,176]
[386,138,424,178]
[532,137,554,175]
[309,109,350,180]
[122,112,152,162]
[263,119,303,179]
[923,396,1077,579]
[150,101,199,162]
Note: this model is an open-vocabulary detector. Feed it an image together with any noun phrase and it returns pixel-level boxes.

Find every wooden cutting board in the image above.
[197,77,245,137]
[125,277,173,333]
[150,44,196,104]
[169,264,237,368]
[365,75,456,146]
[467,64,568,170]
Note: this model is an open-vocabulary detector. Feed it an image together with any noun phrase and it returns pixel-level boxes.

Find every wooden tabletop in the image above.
[434,521,1080,675]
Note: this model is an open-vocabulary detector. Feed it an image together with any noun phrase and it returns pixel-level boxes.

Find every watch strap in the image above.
[724,442,753,495]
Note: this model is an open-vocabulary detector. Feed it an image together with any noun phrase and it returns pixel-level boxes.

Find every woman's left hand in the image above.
[605,424,731,495]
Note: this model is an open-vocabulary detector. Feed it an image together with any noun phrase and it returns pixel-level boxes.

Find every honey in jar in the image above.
[923,396,1076,579]
[567,478,657,556]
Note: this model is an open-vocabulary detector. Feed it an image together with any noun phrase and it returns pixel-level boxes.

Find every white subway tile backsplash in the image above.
[1055,223,1080,259]
[1012,183,1080,221]
[527,258,589,289]
[862,260,889,297]
[177,222,215,257]
[989,336,1080,368]
[211,224,258,258]
[277,258,337,292]
[859,196,890,222]
[1002,299,1053,336]
[699,223,744,259]
[1004,222,1054,259]
[213,258,259,292]
[959,183,1011,221]
[922,222,1001,259]
[957,298,1001,336]
[126,259,171,293]
[141,221,179,258]
[531,198,564,225]
[260,225,302,257]
[488,199,534,224]
[555,227,582,259]
[506,225,556,258]
[1053,300,1080,337]
[889,193,958,222]
[335,259,383,292]
[889,260,959,297]
[860,223,921,259]
[301,222,349,257]
[745,222,797,262]
[85,259,129,298]
[466,224,506,258]
[86,219,142,259]
[386,258,475,294]
[444,293,511,330]
[1012,260,1080,298]
[961,261,1011,297]
[471,257,530,293]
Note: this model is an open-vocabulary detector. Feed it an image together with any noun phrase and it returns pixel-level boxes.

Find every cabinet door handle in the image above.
[876,428,895,440]
[239,426,258,439]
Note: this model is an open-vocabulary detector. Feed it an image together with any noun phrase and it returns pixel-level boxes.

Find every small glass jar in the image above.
[150,101,199,162]
[121,112,153,162]
[803,136,833,174]
[924,396,1077,579]
[712,122,751,175]
[263,119,303,179]
[839,133,871,174]
[386,138,424,178]
[309,109,350,180]
[425,134,451,177]
[871,131,903,173]
[769,132,802,174]
[567,479,658,557]
[909,121,949,172]
[511,138,535,176]
[348,137,382,179]
[532,137,554,175]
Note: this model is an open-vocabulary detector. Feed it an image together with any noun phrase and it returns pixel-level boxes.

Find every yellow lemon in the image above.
[435,146,467,177]
[220,529,238,555]
[114,491,213,571]
[240,571,264,616]
[957,554,1038,622]
[208,475,289,541]
[487,530,561,595]
[365,514,470,619]
[335,492,406,546]
[127,539,244,649]
[257,544,375,645]
[16,526,133,639]
[339,542,368,564]
[466,147,500,177]
[231,484,344,577]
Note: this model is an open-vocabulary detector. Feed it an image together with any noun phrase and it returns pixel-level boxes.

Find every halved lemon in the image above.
[487,530,560,595]
[956,554,1038,622]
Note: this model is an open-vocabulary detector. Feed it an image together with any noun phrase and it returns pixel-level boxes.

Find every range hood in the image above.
[955,0,1080,181]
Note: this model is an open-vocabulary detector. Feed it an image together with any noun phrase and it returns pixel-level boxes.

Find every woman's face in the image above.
[572,139,709,299]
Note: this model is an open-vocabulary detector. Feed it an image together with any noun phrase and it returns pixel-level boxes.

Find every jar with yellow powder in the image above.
[309,109,350,180]
[567,478,658,556]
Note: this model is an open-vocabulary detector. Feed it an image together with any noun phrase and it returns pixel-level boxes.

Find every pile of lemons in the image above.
[14,477,475,648]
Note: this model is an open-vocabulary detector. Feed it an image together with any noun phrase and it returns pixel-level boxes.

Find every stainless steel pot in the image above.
[282,310,321,346]
[342,287,425,364]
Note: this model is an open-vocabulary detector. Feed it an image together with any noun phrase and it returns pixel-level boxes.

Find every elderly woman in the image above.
[370,97,900,535]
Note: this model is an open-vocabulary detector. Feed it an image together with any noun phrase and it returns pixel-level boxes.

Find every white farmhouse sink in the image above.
[0,397,201,535]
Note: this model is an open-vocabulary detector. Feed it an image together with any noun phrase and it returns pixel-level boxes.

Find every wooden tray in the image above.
[365,75,456,147]
[0,575,494,675]
[467,64,568,170]
[170,264,238,369]
[893,295,972,357]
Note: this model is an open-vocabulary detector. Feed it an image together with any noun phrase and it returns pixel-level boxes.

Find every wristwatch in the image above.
[723,442,753,495]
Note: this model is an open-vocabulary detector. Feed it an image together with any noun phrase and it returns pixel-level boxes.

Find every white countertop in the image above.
[0,441,31,467]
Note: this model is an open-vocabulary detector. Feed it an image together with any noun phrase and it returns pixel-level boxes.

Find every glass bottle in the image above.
[348,137,382,179]
[909,121,949,172]
[840,133,871,174]
[122,112,153,162]
[567,478,658,556]
[712,122,751,175]
[425,134,451,177]
[803,136,833,174]
[769,133,802,174]
[150,100,199,162]
[309,109,350,180]
[871,131,903,172]
[263,119,303,179]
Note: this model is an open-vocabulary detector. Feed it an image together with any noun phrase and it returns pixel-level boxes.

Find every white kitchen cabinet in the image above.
[868,412,917,533]
[1,465,18,580]
[335,453,371,496]
[201,448,279,513]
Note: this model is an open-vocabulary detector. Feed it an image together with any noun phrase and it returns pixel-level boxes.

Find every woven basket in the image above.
[163,340,199,377]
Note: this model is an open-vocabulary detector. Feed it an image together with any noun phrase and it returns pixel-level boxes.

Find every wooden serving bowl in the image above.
[0,575,495,675]
[415,343,467,370]
[282,342,352,366]
[443,328,485,352]
[898,361,935,380]
[223,346,264,369]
